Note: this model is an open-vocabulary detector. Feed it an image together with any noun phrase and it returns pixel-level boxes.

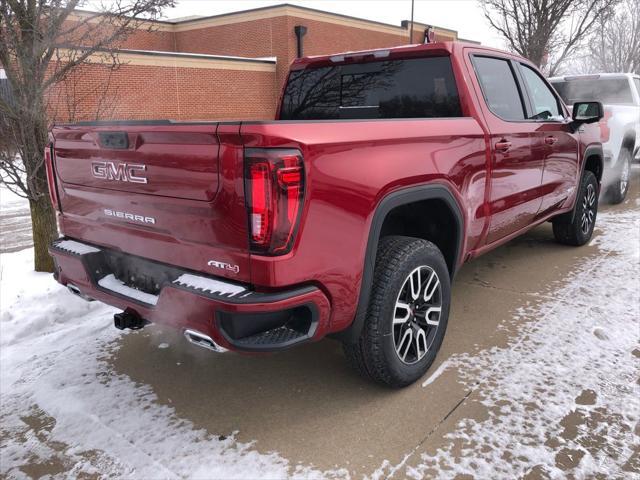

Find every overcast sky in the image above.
[162,0,506,48]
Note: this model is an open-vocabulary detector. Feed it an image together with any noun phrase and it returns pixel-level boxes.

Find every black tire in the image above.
[343,236,451,388]
[552,170,599,246]
[606,149,631,204]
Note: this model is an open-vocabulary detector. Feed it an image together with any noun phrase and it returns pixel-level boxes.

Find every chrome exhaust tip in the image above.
[183,329,227,353]
[67,283,94,302]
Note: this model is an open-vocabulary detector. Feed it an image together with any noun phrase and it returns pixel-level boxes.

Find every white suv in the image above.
[549,73,640,204]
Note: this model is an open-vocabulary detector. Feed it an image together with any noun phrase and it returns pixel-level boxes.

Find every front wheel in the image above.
[552,170,599,246]
[343,236,451,388]
[607,149,631,204]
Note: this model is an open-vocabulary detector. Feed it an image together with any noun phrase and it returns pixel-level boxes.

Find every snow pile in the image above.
[0,249,346,479]
[98,273,160,305]
[53,239,100,255]
[173,273,247,297]
[402,209,640,479]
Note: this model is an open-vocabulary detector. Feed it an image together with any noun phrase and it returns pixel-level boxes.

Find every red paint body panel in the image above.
[240,118,487,331]
[47,42,602,351]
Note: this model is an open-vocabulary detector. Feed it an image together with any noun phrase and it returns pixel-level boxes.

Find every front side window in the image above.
[279,56,462,120]
[520,64,561,120]
[473,56,525,121]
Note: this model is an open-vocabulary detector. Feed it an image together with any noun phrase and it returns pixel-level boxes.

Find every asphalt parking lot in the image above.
[2,167,639,479]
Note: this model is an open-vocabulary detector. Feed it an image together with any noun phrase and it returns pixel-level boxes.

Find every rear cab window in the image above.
[279,56,463,120]
[551,77,636,106]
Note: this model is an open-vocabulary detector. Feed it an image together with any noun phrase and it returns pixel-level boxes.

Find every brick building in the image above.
[47,3,478,122]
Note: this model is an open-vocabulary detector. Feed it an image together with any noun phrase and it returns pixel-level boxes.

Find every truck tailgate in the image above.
[51,123,251,283]
[54,124,220,200]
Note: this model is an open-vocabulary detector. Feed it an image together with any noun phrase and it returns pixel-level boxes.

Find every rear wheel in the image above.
[607,149,631,204]
[552,170,598,246]
[343,236,451,388]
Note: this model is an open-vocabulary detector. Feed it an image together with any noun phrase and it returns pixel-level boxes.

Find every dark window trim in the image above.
[510,59,534,118]
[469,53,529,123]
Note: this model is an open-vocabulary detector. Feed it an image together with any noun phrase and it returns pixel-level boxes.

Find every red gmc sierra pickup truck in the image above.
[46,42,604,387]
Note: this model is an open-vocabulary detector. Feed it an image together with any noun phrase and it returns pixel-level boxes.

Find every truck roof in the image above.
[549,73,640,81]
[289,41,528,71]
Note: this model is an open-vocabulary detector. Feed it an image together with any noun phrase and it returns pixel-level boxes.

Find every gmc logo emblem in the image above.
[91,161,147,184]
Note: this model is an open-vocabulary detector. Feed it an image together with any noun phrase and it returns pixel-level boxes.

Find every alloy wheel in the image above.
[581,183,596,234]
[620,158,630,196]
[392,266,442,365]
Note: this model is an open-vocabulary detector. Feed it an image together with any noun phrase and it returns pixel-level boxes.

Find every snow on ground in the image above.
[386,209,640,479]
[1,187,638,478]
[0,250,347,479]
[0,186,33,253]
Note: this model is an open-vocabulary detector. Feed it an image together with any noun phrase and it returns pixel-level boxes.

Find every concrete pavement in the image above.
[106,168,640,478]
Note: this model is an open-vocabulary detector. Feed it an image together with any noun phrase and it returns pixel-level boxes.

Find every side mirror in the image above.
[572,101,603,124]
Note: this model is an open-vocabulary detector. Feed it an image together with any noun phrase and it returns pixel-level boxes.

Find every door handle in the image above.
[495,140,512,152]
[545,135,558,145]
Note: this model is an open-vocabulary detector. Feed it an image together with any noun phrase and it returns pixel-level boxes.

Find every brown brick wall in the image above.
[47,61,276,123]
[61,17,176,52]
[286,16,407,57]
[174,15,411,92]
[120,28,176,51]
[175,18,275,57]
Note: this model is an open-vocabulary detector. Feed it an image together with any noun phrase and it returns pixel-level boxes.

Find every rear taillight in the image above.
[244,149,304,255]
[599,109,612,143]
[44,144,60,211]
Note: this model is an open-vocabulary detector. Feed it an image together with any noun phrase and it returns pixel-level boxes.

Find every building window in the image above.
[0,68,13,109]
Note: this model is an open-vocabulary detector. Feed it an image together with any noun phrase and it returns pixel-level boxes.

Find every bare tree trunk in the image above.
[28,186,58,273]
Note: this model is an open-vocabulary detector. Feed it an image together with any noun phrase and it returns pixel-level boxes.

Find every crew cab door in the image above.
[469,54,545,244]
[516,63,579,214]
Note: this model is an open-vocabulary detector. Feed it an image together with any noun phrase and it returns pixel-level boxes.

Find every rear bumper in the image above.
[49,238,331,352]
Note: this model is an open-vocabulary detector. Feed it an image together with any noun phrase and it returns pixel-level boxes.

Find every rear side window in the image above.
[473,56,525,121]
[634,79,640,101]
[279,57,463,120]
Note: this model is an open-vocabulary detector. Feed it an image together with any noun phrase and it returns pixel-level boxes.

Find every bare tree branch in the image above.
[481,0,621,74]
[569,0,640,73]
